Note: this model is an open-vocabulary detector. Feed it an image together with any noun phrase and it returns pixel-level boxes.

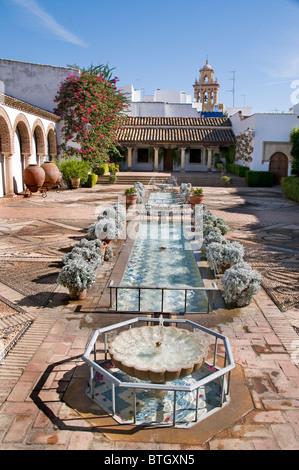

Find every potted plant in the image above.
[87,204,126,243]
[221,175,232,186]
[57,158,90,189]
[180,183,192,202]
[62,238,104,269]
[189,187,204,206]
[134,182,146,203]
[57,258,96,299]
[221,262,261,307]
[125,186,138,209]
[206,241,244,273]
[201,232,229,257]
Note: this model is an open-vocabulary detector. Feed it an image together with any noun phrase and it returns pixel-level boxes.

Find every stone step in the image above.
[97,172,247,187]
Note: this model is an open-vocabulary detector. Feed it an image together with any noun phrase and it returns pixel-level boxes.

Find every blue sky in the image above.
[1,0,299,113]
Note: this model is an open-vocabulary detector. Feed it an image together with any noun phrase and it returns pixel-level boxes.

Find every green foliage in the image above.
[108,163,119,175]
[191,187,203,195]
[220,145,236,165]
[290,128,299,176]
[109,174,117,183]
[124,187,137,195]
[246,171,274,187]
[281,176,299,202]
[58,158,90,185]
[226,163,250,177]
[95,163,109,176]
[81,173,98,188]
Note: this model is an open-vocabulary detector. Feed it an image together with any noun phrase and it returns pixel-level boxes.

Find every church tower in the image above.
[193,59,223,113]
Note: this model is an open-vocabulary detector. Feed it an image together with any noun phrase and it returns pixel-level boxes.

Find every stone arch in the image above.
[46,123,58,159]
[269,152,289,184]
[32,119,46,157]
[0,107,14,154]
[13,113,32,155]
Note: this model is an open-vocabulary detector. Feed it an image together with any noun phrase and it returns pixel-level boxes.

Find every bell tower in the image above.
[193,59,221,113]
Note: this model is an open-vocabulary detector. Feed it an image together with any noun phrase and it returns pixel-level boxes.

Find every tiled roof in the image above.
[0,93,60,122]
[118,116,235,145]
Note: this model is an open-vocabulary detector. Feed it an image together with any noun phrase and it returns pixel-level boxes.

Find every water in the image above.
[117,192,208,313]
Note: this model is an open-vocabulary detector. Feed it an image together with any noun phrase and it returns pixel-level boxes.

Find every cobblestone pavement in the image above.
[0,183,298,450]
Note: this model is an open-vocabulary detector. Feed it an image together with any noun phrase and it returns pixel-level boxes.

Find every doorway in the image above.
[269,152,288,184]
[163,149,173,171]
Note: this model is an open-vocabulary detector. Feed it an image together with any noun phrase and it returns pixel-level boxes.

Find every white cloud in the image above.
[11,0,87,47]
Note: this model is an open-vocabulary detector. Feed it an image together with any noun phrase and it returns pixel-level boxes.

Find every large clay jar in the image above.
[41,161,61,188]
[23,164,45,192]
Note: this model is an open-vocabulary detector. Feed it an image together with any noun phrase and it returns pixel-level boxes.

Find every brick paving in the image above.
[0,181,298,450]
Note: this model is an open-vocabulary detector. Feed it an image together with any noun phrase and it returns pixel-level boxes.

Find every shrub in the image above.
[281,176,299,202]
[95,163,109,176]
[58,158,90,186]
[134,182,146,203]
[206,241,244,271]
[246,171,274,187]
[180,183,192,202]
[226,164,250,177]
[221,262,261,307]
[62,238,104,268]
[109,174,117,183]
[57,258,96,292]
[81,173,98,188]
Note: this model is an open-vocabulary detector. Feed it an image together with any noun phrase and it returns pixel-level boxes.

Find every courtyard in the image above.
[0,178,298,450]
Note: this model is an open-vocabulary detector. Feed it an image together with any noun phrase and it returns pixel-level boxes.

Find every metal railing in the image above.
[108,281,218,314]
[82,316,235,428]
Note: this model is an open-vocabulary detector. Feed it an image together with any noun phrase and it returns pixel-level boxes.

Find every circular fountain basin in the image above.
[108,325,208,383]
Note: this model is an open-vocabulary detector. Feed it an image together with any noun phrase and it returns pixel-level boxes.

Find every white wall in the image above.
[127,101,200,117]
[0,59,80,112]
[230,112,299,172]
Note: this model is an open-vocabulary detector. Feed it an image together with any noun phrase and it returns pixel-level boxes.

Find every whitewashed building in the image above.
[230,110,299,182]
[0,59,79,198]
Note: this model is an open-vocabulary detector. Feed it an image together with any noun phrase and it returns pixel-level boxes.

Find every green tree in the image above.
[290,127,299,176]
[54,64,129,171]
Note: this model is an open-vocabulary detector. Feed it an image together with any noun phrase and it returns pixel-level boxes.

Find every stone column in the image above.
[180,147,186,172]
[154,147,159,171]
[3,153,15,197]
[23,154,32,168]
[39,154,46,165]
[127,147,133,170]
[207,148,213,172]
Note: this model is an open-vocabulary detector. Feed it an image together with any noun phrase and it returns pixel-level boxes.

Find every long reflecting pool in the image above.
[117,192,208,313]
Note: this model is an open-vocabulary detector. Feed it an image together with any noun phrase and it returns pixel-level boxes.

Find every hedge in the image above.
[95,164,109,176]
[246,171,274,187]
[281,176,299,202]
[81,173,98,188]
[226,163,250,177]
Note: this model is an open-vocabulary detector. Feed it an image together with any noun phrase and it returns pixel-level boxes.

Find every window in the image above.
[189,149,202,164]
[137,148,149,163]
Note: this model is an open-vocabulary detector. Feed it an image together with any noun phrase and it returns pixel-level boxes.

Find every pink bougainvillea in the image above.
[54,64,129,170]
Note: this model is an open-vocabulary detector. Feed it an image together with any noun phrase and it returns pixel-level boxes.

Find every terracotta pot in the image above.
[126,194,138,210]
[102,242,107,258]
[68,288,87,300]
[189,194,204,206]
[41,161,61,188]
[23,164,45,193]
[219,263,232,273]
[71,177,80,189]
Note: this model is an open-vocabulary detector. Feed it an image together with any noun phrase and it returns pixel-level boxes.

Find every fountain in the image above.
[83,317,235,427]
[108,315,208,383]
